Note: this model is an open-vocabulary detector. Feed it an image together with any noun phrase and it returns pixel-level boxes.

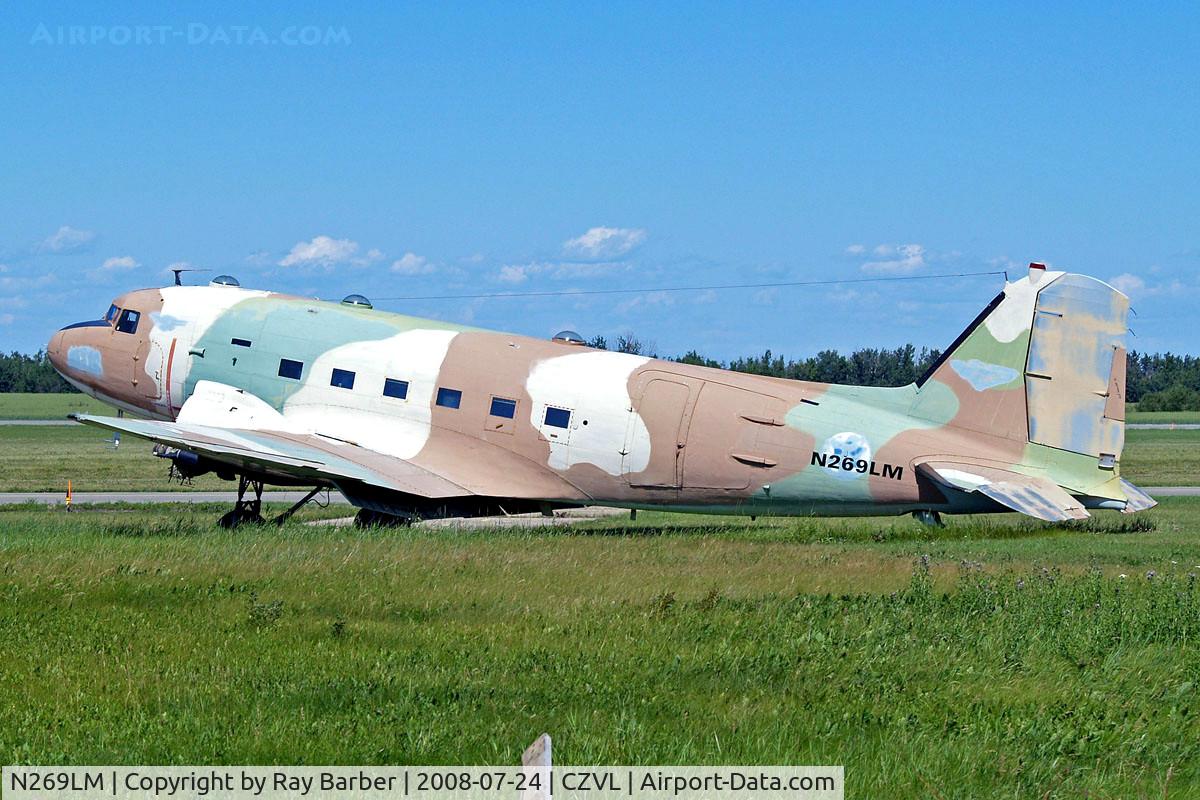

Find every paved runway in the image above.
[1127,423,1200,430]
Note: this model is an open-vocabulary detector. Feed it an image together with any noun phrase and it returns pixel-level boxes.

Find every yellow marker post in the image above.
[66,479,72,513]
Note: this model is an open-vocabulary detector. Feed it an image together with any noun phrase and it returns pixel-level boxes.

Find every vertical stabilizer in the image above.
[916,264,1131,464]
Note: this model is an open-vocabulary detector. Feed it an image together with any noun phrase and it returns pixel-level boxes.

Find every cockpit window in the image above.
[105,304,121,325]
[115,309,140,334]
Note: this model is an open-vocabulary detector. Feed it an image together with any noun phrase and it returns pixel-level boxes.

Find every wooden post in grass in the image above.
[521,733,551,800]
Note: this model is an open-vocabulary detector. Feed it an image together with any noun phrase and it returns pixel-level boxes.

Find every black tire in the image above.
[218,509,266,529]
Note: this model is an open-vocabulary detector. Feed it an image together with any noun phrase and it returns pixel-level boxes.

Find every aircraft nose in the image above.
[48,329,68,374]
[48,319,109,382]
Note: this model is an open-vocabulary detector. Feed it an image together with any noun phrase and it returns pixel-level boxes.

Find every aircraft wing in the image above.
[68,380,589,505]
[916,461,1091,522]
[71,413,469,498]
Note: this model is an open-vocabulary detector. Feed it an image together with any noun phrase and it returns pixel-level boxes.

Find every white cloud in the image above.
[498,264,531,283]
[99,256,139,272]
[496,258,634,284]
[278,235,360,268]
[861,243,926,274]
[1108,273,1145,296]
[391,252,436,275]
[86,255,140,281]
[617,291,674,314]
[563,226,647,259]
[42,225,95,253]
[844,244,866,255]
[752,288,779,305]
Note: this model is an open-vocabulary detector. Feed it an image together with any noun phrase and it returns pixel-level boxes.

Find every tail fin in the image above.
[917,264,1129,458]
[913,264,1151,514]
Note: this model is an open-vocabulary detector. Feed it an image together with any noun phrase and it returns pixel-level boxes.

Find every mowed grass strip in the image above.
[1,501,1198,797]
[0,392,113,419]
[0,424,1191,493]
[1122,428,1200,487]
[0,425,228,492]
[1128,408,1200,424]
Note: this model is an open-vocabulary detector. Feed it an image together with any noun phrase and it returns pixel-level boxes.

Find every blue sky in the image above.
[2,3,1198,359]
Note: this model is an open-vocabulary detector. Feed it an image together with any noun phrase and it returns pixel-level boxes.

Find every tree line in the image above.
[4,345,1199,410]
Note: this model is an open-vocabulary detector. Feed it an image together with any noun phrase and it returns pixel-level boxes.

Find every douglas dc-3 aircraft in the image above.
[48,262,1155,528]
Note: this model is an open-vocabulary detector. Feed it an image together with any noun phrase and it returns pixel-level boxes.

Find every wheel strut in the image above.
[271,487,324,526]
[218,475,266,529]
[911,509,945,528]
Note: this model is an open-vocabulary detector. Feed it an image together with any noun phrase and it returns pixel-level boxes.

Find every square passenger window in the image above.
[489,397,517,419]
[436,387,462,409]
[231,338,252,348]
[544,406,571,428]
[330,368,356,390]
[383,378,409,399]
[278,358,304,380]
[115,309,140,334]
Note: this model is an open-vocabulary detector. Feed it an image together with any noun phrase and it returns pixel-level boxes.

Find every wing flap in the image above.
[917,461,1090,522]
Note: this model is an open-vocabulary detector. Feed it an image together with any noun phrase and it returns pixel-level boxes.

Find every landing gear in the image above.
[218,475,265,529]
[217,478,328,529]
[912,509,945,528]
[354,508,412,528]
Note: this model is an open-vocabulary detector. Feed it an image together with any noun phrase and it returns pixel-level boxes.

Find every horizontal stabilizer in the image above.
[1120,479,1158,513]
[917,461,1090,522]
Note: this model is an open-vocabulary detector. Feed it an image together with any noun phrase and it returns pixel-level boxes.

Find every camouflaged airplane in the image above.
[48,262,1156,528]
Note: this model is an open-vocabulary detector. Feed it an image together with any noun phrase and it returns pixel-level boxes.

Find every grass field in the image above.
[2,424,1194,494]
[1119,428,1200,487]
[0,425,228,492]
[0,392,113,419]
[0,501,1197,797]
[1128,409,1200,424]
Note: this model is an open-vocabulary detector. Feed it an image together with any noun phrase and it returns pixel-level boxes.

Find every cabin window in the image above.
[436,388,462,409]
[105,304,121,325]
[330,368,356,390]
[231,338,252,348]
[383,378,409,399]
[115,309,140,334]
[278,358,304,380]
[489,397,517,419]
[544,406,571,428]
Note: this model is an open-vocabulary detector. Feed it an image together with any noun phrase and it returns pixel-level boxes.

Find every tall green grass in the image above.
[1,502,1198,797]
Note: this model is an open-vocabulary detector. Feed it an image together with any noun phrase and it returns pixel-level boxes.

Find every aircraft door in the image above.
[625,377,692,488]
[117,308,162,401]
[682,383,764,489]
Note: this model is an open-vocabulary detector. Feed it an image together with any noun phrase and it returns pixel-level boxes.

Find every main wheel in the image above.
[218,508,266,529]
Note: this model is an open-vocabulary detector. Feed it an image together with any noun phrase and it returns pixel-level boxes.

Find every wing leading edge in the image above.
[71,413,469,498]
